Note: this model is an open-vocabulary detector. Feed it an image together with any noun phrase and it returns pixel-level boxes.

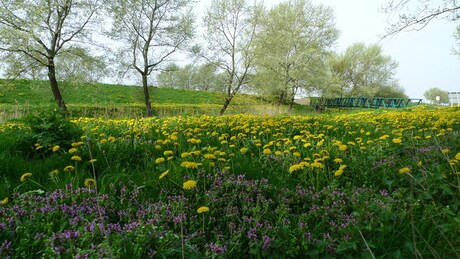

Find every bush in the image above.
[11,109,83,159]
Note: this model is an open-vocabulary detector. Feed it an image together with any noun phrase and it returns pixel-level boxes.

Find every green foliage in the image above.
[423,87,449,103]
[326,42,400,97]
[12,109,83,158]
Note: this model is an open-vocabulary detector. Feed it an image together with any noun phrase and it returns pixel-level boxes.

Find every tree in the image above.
[0,0,103,111]
[3,47,108,83]
[109,0,194,117]
[253,0,338,110]
[382,1,460,37]
[327,43,399,97]
[157,63,226,91]
[203,0,262,115]
[423,87,449,104]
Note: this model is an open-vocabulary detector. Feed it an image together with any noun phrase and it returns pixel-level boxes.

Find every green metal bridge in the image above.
[310,97,423,109]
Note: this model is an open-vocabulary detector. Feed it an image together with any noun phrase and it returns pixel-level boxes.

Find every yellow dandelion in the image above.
[108,136,116,142]
[71,155,82,161]
[155,157,166,164]
[1,197,8,206]
[159,170,169,179]
[84,178,97,188]
[64,165,75,172]
[442,149,450,154]
[339,164,347,170]
[275,151,282,156]
[334,158,343,163]
[293,152,301,157]
[49,169,59,176]
[455,153,460,161]
[52,145,60,152]
[263,148,272,155]
[20,172,33,182]
[181,161,202,168]
[204,154,217,160]
[69,148,78,154]
[289,164,302,173]
[71,141,84,147]
[181,152,191,158]
[399,167,411,174]
[197,206,209,214]
[183,180,197,190]
[338,145,347,151]
[392,138,402,144]
[240,147,248,154]
[311,162,323,169]
[89,159,97,163]
[35,145,43,150]
[334,169,344,176]
[164,150,174,156]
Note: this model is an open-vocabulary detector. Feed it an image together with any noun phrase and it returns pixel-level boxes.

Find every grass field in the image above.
[0,79,304,120]
[0,79,459,257]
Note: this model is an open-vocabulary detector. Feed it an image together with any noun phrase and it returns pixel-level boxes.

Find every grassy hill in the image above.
[0,79,303,120]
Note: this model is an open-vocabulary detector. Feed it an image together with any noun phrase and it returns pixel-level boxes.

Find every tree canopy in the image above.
[325,43,400,98]
[423,87,449,104]
[252,0,338,109]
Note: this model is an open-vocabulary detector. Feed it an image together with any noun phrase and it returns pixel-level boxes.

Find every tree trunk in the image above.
[47,58,67,112]
[142,73,153,117]
[276,90,286,107]
[220,96,232,115]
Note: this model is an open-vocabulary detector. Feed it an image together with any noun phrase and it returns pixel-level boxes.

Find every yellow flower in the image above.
[155,157,166,164]
[275,151,282,156]
[52,145,60,152]
[1,197,8,206]
[20,172,32,182]
[338,145,347,151]
[263,148,272,155]
[71,141,84,147]
[339,164,347,170]
[183,180,197,190]
[311,162,323,169]
[89,159,97,163]
[204,154,217,160]
[455,153,460,160]
[293,152,301,157]
[392,138,402,144]
[197,206,209,214]
[108,136,116,142]
[334,158,343,163]
[181,152,191,158]
[84,178,97,188]
[159,170,169,179]
[100,139,108,144]
[181,161,202,168]
[399,167,411,174]
[69,148,78,154]
[164,150,174,156]
[49,169,59,176]
[289,164,302,173]
[64,165,75,172]
[35,145,43,150]
[71,155,82,161]
[334,169,344,176]
[442,149,450,154]
[240,147,248,154]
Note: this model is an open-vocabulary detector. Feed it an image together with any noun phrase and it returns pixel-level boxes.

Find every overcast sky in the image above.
[197,0,460,99]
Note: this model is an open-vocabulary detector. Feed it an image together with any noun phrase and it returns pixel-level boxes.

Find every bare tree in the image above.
[382,0,460,37]
[109,0,194,117]
[203,0,262,115]
[0,0,103,111]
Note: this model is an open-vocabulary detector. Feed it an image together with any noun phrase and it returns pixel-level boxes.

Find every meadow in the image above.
[0,107,459,257]
[0,80,460,257]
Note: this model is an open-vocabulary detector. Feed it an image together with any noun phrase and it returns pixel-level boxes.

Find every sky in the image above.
[197,0,460,99]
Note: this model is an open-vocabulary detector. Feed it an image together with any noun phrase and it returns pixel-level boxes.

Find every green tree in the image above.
[3,47,108,83]
[109,0,194,117]
[327,43,399,97]
[0,0,103,111]
[253,0,338,110]
[423,87,449,104]
[203,0,262,115]
[157,63,225,91]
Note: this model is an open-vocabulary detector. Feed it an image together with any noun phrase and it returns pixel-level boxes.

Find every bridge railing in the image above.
[310,97,423,109]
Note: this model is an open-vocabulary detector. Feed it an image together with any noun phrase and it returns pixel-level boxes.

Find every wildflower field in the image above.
[1,106,460,257]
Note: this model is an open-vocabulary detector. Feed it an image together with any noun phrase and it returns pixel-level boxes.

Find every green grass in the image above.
[1,78,300,119]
